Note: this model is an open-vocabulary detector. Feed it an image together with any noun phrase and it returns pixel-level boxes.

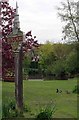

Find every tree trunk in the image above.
[15,44,23,113]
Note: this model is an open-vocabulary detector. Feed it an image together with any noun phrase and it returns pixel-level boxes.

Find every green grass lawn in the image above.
[1,78,78,118]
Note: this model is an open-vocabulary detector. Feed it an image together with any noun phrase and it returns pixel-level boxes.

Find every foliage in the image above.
[38,42,56,77]
[1,1,15,39]
[51,60,67,79]
[36,104,55,120]
[2,100,30,118]
[2,100,18,118]
[53,43,72,60]
[38,42,77,79]
[23,53,31,78]
[65,50,77,75]
[57,0,79,41]
[72,85,79,94]
[22,41,78,79]
[1,1,15,79]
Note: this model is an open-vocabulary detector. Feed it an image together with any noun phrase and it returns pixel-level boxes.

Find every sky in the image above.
[9,0,65,43]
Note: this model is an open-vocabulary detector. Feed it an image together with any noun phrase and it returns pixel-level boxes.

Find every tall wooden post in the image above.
[77,3,79,119]
[15,43,23,113]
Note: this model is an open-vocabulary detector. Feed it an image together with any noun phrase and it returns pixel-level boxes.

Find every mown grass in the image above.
[1,78,78,118]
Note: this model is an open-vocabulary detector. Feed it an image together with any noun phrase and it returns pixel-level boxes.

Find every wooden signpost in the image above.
[7,32,23,113]
[15,43,23,113]
[7,36,23,43]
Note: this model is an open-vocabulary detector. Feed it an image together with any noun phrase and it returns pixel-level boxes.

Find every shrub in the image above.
[2,100,21,118]
[72,85,79,94]
[2,100,31,118]
[36,104,56,120]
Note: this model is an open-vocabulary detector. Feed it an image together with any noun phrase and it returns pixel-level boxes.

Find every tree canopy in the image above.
[57,0,79,42]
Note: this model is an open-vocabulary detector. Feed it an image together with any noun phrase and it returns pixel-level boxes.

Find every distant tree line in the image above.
[23,41,78,80]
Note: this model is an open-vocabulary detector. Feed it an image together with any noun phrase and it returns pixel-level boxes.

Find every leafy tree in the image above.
[57,0,79,77]
[65,50,78,77]
[53,43,72,60]
[1,1,16,79]
[57,0,79,42]
[51,60,67,79]
[38,42,77,79]
[38,42,56,77]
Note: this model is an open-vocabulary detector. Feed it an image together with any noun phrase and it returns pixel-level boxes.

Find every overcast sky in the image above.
[9,0,65,43]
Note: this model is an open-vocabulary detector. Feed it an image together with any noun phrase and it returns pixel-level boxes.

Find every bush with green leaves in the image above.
[2,100,19,118]
[36,104,56,120]
[72,85,79,94]
[2,100,30,118]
